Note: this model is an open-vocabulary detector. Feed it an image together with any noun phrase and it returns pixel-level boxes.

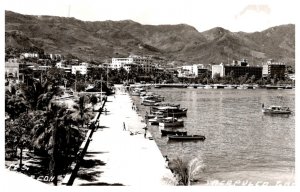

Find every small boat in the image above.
[131,92,140,96]
[154,106,187,117]
[154,85,161,88]
[161,130,187,136]
[159,117,184,127]
[148,116,165,125]
[168,135,206,141]
[224,85,235,89]
[262,105,292,114]
[204,85,213,89]
[154,103,180,108]
[142,100,160,106]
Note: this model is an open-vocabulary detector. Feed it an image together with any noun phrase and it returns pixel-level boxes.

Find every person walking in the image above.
[123,122,126,131]
[144,126,148,138]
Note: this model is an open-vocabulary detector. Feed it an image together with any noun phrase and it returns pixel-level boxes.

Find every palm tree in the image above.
[72,95,93,128]
[169,157,205,186]
[31,103,83,185]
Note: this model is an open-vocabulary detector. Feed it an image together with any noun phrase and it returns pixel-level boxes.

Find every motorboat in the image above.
[153,106,187,117]
[204,85,213,89]
[262,105,292,114]
[159,117,184,127]
[161,130,187,136]
[142,99,160,106]
[148,116,165,125]
[168,135,206,141]
[224,85,235,89]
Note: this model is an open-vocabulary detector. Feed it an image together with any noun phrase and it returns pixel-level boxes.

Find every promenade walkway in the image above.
[73,85,174,186]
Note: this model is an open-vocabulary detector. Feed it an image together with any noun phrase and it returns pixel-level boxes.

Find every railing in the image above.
[61,97,107,186]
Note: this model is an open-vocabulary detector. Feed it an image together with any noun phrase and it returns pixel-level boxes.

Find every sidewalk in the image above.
[72,85,174,186]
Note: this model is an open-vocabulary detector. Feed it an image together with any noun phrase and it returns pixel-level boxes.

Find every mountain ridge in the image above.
[5,11,295,66]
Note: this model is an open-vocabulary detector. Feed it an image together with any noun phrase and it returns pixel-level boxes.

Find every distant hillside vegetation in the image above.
[5,11,295,66]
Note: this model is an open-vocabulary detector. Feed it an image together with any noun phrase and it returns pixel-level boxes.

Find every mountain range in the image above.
[5,11,295,66]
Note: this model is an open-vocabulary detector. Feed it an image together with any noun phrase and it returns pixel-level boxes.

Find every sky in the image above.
[2,0,297,32]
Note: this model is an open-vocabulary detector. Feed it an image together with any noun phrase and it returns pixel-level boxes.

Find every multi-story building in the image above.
[262,59,286,78]
[212,59,262,79]
[131,55,155,73]
[178,64,208,78]
[20,53,39,59]
[5,58,20,82]
[72,65,87,75]
[111,58,134,71]
[111,56,156,73]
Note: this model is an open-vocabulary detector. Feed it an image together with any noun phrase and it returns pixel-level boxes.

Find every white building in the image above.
[211,63,225,78]
[111,58,134,70]
[5,58,20,82]
[111,56,156,73]
[20,53,39,58]
[72,65,87,75]
[178,64,207,77]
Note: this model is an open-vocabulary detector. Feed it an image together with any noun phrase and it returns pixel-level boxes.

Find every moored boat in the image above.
[142,99,160,106]
[161,130,187,136]
[262,105,292,114]
[154,106,187,117]
[159,117,184,127]
[168,135,206,141]
[204,85,213,89]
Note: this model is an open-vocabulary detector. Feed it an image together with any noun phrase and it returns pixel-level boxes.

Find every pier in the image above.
[72,85,174,186]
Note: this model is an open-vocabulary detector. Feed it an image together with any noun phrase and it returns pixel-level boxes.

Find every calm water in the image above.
[133,88,295,185]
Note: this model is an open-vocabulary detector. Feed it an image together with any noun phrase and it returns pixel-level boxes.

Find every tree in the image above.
[169,157,205,186]
[5,113,33,169]
[30,103,83,185]
[72,96,93,128]
[213,73,221,81]
[5,94,28,120]
[90,95,98,111]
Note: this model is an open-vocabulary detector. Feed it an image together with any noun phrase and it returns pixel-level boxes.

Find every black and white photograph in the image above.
[1,0,296,189]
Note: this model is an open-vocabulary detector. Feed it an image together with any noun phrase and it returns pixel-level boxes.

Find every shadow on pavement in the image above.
[76,158,107,182]
[80,159,106,168]
[77,170,103,182]
[79,182,124,186]
[84,151,108,158]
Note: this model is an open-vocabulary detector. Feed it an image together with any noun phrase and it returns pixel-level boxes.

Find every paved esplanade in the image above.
[73,85,174,186]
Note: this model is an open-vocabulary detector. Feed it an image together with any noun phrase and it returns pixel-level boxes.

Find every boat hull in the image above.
[168,135,206,141]
[159,120,184,127]
[161,130,187,136]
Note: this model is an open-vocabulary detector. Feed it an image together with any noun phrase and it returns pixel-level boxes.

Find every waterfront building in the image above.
[111,58,134,71]
[111,55,156,73]
[178,64,208,78]
[262,59,286,78]
[211,63,225,78]
[212,59,262,79]
[130,55,155,73]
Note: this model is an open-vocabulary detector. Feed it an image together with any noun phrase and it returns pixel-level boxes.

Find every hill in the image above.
[5,11,295,66]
